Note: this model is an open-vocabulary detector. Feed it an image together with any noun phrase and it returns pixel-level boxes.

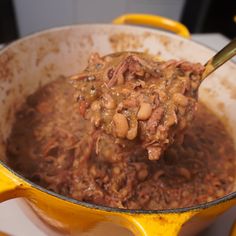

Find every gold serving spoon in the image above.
[202,37,236,80]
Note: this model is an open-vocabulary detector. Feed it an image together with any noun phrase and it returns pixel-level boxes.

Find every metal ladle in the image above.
[202,37,236,80]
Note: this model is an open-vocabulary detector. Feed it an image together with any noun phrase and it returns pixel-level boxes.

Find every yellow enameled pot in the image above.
[0,15,236,236]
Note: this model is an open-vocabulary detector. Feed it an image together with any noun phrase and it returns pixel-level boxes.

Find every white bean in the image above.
[173,93,188,106]
[137,102,152,120]
[126,120,138,140]
[113,113,129,138]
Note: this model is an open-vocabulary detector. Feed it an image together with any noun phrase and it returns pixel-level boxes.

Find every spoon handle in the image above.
[202,37,236,80]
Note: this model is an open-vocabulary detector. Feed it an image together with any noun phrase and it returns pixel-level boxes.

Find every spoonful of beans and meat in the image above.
[70,39,236,161]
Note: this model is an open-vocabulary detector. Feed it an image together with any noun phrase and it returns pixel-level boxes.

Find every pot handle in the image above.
[112,14,190,38]
[0,163,25,202]
[231,220,236,236]
[124,211,195,236]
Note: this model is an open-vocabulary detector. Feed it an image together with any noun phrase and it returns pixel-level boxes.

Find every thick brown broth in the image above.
[7,77,236,210]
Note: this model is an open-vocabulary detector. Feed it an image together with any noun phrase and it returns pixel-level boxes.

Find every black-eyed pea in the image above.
[165,110,177,126]
[173,93,188,107]
[137,102,152,120]
[113,113,129,138]
[126,120,138,140]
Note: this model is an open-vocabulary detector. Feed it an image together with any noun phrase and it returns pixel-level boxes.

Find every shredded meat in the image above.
[6,77,236,210]
[70,52,204,160]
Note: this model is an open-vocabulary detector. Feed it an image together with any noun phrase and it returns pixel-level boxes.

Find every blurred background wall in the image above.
[0,0,235,43]
[13,0,185,37]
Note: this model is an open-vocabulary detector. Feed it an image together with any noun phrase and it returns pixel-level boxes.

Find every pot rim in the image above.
[1,23,236,215]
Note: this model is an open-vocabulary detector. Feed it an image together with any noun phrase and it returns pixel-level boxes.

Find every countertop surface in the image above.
[0,33,236,236]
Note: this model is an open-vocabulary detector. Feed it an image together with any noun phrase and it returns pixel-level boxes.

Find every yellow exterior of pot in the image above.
[0,163,236,236]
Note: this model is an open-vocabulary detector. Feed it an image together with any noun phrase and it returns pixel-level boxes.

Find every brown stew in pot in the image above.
[7,77,236,210]
[70,52,204,160]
